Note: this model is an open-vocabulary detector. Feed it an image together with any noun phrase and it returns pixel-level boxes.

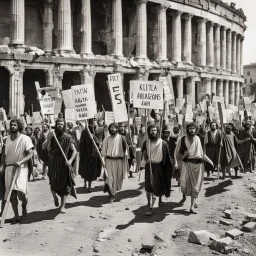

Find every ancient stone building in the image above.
[0,0,246,117]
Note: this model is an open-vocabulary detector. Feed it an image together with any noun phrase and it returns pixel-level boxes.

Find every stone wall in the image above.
[0,0,10,44]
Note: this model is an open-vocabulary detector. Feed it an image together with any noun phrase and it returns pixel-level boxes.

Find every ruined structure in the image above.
[0,0,246,117]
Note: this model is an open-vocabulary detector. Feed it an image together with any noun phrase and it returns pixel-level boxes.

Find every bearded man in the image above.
[102,123,129,203]
[45,119,77,213]
[178,123,213,214]
[141,124,172,216]
[204,121,223,177]
[0,119,34,223]
[238,120,256,173]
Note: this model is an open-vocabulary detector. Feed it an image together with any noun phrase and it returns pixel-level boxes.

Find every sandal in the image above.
[146,208,153,216]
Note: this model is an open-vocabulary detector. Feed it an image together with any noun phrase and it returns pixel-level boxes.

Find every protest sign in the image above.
[176,99,185,110]
[159,77,172,103]
[104,111,115,126]
[0,121,5,131]
[5,120,10,130]
[65,109,77,126]
[72,84,97,120]
[130,80,163,110]
[195,116,205,126]
[186,95,192,106]
[62,89,75,109]
[54,98,63,115]
[108,74,128,123]
[0,108,7,121]
[244,97,251,110]
[166,73,175,100]
[178,114,183,125]
[33,112,42,124]
[185,109,193,123]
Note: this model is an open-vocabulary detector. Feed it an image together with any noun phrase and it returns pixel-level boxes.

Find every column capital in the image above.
[204,77,211,82]
[172,10,183,17]
[158,1,170,10]
[207,20,215,26]
[214,23,220,28]
[183,13,193,20]
[240,36,245,42]
[197,17,208,24]
[134,0,147,5]
[221,26,227,31]
[218,79,223,82]
[44,0,54,7]
[80,65,96,78]
[232,31,237,36]
[211,77,217,82]
[5,63,25,75]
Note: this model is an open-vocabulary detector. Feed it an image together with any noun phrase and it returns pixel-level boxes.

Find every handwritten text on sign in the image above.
[72,84,97,120]
[130,81,163,109]
[108,74,128,123]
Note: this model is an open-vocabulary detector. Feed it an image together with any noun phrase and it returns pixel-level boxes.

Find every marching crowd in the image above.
[0,110,256,223]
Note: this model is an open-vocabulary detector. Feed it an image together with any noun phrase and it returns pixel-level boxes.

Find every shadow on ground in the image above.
[204,179,233,197]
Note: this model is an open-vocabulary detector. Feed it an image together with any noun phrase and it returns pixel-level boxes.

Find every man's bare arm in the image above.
[14,149,34,167]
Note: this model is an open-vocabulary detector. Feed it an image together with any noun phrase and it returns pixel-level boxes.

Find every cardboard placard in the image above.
[65,109,77,126]
[176,99,185,110]
[159,76,173,103]
[130,80,164,109]
[72,84,97,120]
[108,74,128,122]
[178,114,183,125]
[0,108,7,121]
[104,111,115,126]
[62,89,75,109]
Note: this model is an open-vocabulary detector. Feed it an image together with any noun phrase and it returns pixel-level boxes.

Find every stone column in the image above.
[49,67,64,88]
[223,80,229,104]
[206,21,214,67]
[220,26,227,71]
[211,78,217,96]
[235,81,240,106]
[226,29,232,72]
[197,18,207,66]
[10,0,25,46]
[203,78,211,96]
[172,11,182,63]
[232,32,237,73]
[80,66,96,85]
[157,4,168,62]
[135,0,148,62]
[43,0,54,53]
[7,64,25,117]
[216,79,223,97]
[229,81,235,105]
[236,35,241,75]
[177,76,184,99]
[214,24,221,70]
[186,77,196,107]
[183,14,193,64]
[112,0,123,58]
[80,0,93,58]
[240,37,244,76]
[57,0,73,52]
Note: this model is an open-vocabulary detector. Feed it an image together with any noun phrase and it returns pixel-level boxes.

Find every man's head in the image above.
[173,127,179,135]
[245,121,252,131]
[225,125,232,134]
[119,123,126,135]
[58,112,64,119]
[155,113,161,122]
[141,126,146,134]
[67,122,73,130]
[10,119,24,134]
[25,126,33,136]
[147,124,159,141]
[162,130,170,140]
[42,123,49,132]
[210,121,217,131]
[108,123,119,136]
[55,118,66,135]
[186,122,197,137]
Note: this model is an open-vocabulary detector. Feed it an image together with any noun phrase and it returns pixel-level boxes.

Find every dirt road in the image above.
[0,171,256,256]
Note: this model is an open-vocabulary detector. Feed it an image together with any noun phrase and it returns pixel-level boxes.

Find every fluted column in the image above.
[229,81,235,105]
[81,0,93,58]
[223,80,229,104]
[186,77,196,107]
[10,0,25,45]
[206,21,214,67]
[236,35,241,75]
[197,18,207,66]
[211,78,217,96]
[157,4,168,62]
[240,37,244,76]
[226,29,232,72]
[235,81,240,106]
[221,26,227,70]
[43,0,54,53]
[57,0,73,52]
[177,76,184,99]
[203,78,211,96]
[135,0,148,62]
[232,32,237,73]
[183,14,193,64]
[216,79,223,97]
[112,0,123,57]
[214,24,221,70]
[172,10,182,63]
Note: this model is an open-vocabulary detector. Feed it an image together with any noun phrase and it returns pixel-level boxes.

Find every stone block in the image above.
[223,210,232,219]
[210,237,233,254]
[225,229,244,240]
[220,219,232,226]
[245,213,256,222]
[188,230,215,245]
[242,222,256,232]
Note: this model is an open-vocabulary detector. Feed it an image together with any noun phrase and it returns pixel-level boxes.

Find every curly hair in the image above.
[147,124,160,135]
[186,122,198,134]
[10,118,24,132]
[25,125,33,132]
[108,122,119,132]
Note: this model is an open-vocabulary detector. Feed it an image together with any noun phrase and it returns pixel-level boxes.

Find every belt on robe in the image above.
[184,158,203,164]
[5,164,15,167]
[106,156,124,160]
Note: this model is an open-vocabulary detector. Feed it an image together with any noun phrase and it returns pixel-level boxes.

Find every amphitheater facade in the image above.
[0,0,246,117]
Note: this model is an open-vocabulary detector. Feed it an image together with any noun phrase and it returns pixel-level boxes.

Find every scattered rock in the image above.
[128,238,132,242]
[188,230,216,246]
[154,233,164,242]
[225,229,244,240]
[90,215,95,218]
[173,228,190,238]
[210,237,233,254]
[141,244,154,250]
[125,207,129,210]
[245,213,256,222]
[64,227,74,232]
[3,239,10,242]
[243,248,252,254]
[219,219,232,226]
[223,210,232,219]
[242,222,256,232]
[207,220,218,224]
[97,238,106,242]
[93,247,100,253]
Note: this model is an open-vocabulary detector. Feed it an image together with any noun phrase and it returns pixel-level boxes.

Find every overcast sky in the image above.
[227,0,256,65]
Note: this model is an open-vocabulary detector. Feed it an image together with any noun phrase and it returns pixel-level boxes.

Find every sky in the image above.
[226,0,256,65]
